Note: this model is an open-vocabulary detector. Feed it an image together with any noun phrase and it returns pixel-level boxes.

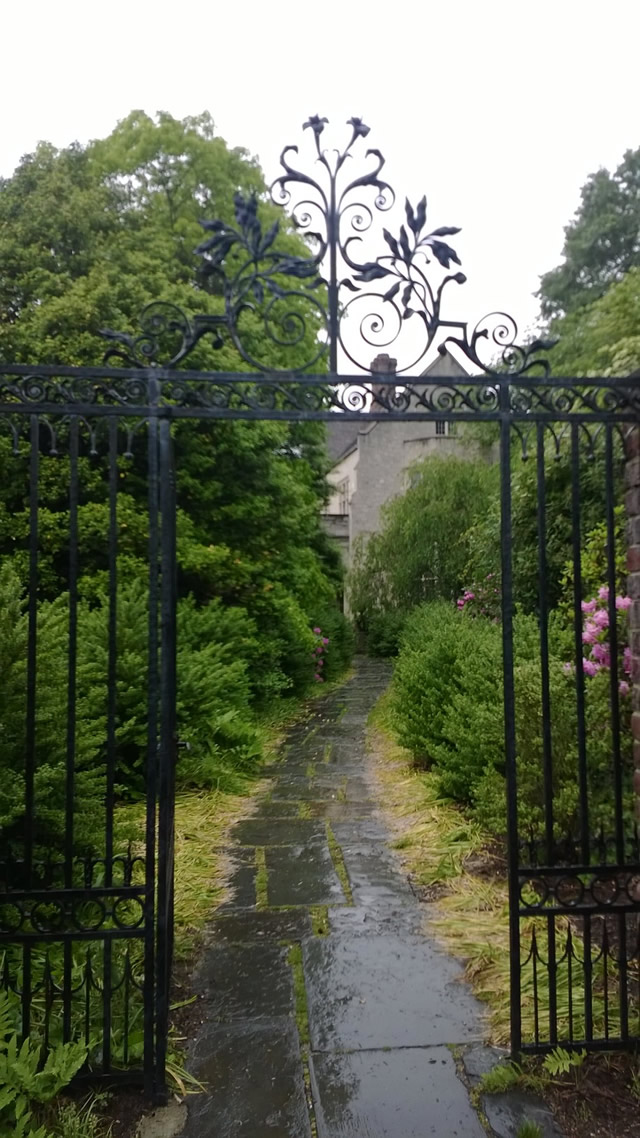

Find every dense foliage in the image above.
[389,595,633,843]
[377,142,638,846]
[349,454,497,652]
[0,112,352,863]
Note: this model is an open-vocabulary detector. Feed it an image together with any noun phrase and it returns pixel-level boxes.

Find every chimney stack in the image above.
[370,353,397,409]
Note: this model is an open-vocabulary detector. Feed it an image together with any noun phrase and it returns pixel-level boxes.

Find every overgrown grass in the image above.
[367,692,629,1048]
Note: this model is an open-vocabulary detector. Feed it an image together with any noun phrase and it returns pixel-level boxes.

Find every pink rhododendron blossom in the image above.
[592,608,609,629]
[616,595,632,610]
[322,637,329,645]
[313,627,322,635]
[581,599,597,614]
[582,623,598,645]
[457,599,465,609]
[619,681,630,696]
[598,586,609,601]
[591,642,610,666]
[583,659,601,676]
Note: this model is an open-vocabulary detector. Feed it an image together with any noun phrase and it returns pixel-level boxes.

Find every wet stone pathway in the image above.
[177,659,561,1138]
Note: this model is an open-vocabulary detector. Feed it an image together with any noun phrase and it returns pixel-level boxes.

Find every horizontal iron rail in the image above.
[518,902,640,916]
[0,929,146,942]
[0,887,146,902]
[0,403,638,424]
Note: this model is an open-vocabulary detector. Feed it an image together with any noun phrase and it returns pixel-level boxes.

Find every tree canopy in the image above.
[538,146,640,322]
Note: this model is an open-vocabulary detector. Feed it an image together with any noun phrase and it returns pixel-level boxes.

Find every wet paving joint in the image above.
[179,658,549,1137]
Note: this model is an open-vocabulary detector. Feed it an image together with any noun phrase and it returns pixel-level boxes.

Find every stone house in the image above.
[322,350,480,572]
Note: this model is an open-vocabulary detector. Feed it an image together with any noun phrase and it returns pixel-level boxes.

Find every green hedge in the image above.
[389,601,633,842]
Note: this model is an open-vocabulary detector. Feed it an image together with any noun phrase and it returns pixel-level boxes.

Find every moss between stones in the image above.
[325,822,354,904]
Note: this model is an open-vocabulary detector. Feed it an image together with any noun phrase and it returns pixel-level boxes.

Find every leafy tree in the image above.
[0,112,346,705]
[349,456,497,630]
[538,146,640,320]
[545,266,640,376]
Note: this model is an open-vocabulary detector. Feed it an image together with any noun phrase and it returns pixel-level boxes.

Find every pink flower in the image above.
[598,586,610,602]
[581,599,597,614]
[464,591,475,601]
[583,659,601,676]
[619,681,630,696]
[592,608,609,630]
[314,673,322,681]
[582,623,599,645]
[322,637,329,645]
[457,599,465,609]
[623,647,632,675]
[592,642,610,667]
[313,627,322,635]
[616,595,632,611]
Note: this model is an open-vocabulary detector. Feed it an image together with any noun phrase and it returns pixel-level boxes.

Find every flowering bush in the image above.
[312,626,330,683]
[564,587,632,694]
[456,574,501,620]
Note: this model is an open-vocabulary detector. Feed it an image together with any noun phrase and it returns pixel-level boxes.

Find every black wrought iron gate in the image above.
[0,391,178,1097]
[0,116,638,1097]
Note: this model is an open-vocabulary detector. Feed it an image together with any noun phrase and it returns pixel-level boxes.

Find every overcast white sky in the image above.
[2,0,639,358]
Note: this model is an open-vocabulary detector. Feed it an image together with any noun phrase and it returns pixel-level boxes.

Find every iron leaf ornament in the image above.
[101,117,554,377]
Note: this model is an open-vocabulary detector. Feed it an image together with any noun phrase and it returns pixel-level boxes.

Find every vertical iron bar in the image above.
[327,169,338,373]
[63,419,79,1043]
[537,423,559,1045]
[618,913,629,1040]
[22,416,39,1042]
[24,416,39,888]
[144,383,160,1097]
[536,423,554,861]
[500,383,521,1056]
[65,416,79,881]
[155,417,177,1100]
[105,417,119,883]
[103,941,112,1073]
[567,924,574,1041]
[604,425,624,862]
[571,424,589,863]
[583,915,593,1042]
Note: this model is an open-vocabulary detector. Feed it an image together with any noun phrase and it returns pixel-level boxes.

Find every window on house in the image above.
[338,479,349,513]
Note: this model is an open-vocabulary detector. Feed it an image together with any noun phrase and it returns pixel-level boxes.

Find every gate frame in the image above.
[0,115,639,1096]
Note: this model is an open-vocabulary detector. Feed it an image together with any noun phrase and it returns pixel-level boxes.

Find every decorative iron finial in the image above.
[101,117,554,376]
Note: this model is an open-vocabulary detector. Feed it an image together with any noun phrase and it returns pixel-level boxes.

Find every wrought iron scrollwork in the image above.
[99,116,556,377]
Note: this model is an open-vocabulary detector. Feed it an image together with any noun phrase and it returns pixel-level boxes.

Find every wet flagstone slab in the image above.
[310,1047,486,1138]
[181,1021,312,1138]
[209,910,312,945]
[192,943,294,1019]
[304,933,483,1051]
[213,846,257,910]
[233,818,326,847]
[265,837,346,907]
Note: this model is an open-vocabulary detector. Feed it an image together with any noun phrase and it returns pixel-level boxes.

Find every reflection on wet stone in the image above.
[311,1048,486,1138]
